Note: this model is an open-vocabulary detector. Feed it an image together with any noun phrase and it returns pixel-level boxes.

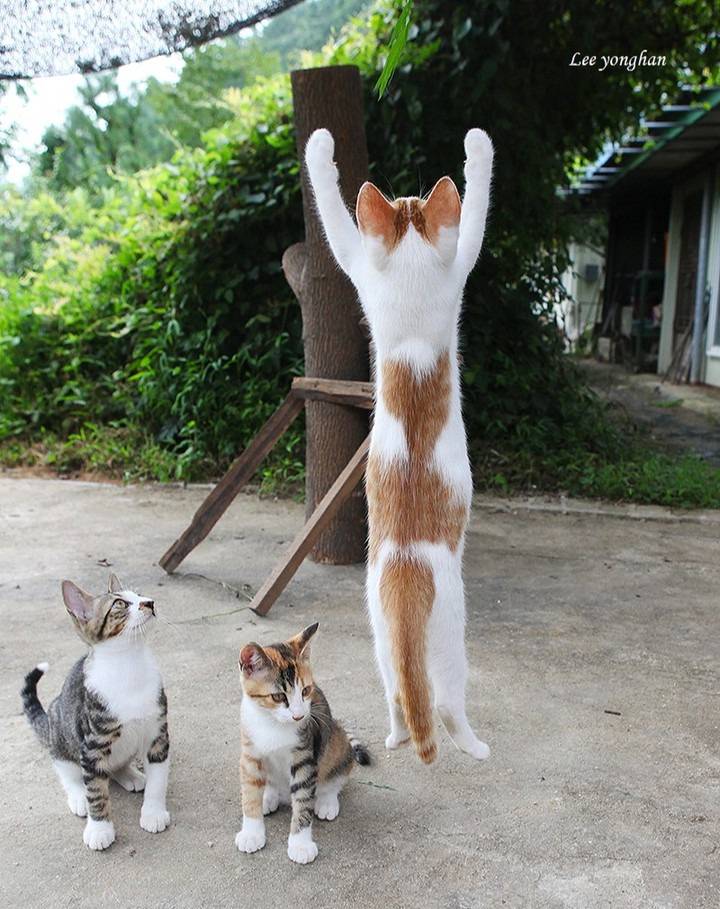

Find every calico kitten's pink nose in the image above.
[292,714,303,722]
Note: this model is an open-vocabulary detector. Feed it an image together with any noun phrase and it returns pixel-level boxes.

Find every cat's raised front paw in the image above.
[83,818,115,851]
[67,791,87,817]
[140,805,170,833]
[464,128,493,163]
[287,832,318,865]
[235,825,266,854]
[305,128,335,169]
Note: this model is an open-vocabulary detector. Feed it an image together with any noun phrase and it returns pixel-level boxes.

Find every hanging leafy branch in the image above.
[375,0,413,97]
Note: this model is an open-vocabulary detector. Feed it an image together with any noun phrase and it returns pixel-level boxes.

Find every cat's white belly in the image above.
[264,747,294,801]
[108,718,158,770]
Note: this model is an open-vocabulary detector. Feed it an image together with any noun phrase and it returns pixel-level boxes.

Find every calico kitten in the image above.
[305,127,494,764]
[235,623,369,864]
[21,573,170,850]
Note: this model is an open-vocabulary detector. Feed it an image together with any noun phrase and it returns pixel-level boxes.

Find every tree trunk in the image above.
[284,65,369,564]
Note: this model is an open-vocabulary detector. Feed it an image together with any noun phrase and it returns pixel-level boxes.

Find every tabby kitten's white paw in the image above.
[113,765,146,792]
[305,128,335,170]
[287,829,318,865]
[235,818,266,853]
[83,818,115,851]
[140,805,170,833]
[67,791,87,817]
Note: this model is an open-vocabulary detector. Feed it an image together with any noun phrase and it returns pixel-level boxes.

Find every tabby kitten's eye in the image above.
[112,599,127,609]
[271,693,287,704]
[302,685,312,698]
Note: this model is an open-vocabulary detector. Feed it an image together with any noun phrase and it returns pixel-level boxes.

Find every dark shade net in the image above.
[1,0,304,79]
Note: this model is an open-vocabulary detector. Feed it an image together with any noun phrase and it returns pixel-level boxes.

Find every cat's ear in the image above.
[239,643,269,677]
[356,182,395,242]
[61,580,94,622]
[288,622,319,659]
[108,572,124,594]
[422,176,461,263]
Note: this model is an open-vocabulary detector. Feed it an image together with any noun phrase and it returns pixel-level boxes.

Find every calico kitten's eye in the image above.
[302,685,312,698]
[112,599,127,609]
[271,692,287,704]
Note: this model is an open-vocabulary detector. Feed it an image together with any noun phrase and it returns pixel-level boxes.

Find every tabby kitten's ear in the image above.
[239,644,269,677]
[61,580,94,623]
[108,572,124,594]
[288,622,319,659]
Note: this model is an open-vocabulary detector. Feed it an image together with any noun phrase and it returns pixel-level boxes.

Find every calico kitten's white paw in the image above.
[314,795,340,821]
[306,128,335,169]
[287,830,318,865]
[235,820,266,854]
[67,791,87,817]
[262,787,280,816]
[83,818,115,851]
[464,128,493,163]
[113,766,146,792]
[385,731,411,750]
[140,805,170,833]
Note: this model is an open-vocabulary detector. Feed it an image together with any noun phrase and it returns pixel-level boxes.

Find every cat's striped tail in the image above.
[21,663,50,748]
[380,556,437,764]
[348,735,371,766]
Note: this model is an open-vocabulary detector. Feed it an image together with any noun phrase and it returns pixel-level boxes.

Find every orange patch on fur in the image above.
[367,352,469,563]
[379,557,437,764]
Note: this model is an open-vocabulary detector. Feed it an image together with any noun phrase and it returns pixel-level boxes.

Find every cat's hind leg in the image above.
[367,557,410,750]
[53,759,87,817]
[112,763,145,792]
[426,549,490,762]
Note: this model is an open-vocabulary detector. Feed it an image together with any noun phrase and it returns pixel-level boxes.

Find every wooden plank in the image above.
[159,393,305,573]
[291,376,374,409]
[251,434,370,616]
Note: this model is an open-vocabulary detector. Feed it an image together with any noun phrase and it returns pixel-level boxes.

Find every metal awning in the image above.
[572,87,720,196]
[0,0,303,79]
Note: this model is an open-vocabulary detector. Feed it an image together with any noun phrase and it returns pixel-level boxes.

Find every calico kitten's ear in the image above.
[288,622,319,659]
[356,182,395,241]
[61,580,95,622]
[108,572,124,594]
[422,176,461,262]
[239,644,269,677]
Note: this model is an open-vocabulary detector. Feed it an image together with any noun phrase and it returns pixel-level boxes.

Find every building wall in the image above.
[658,164,720,387]
[559,241,604,346]
[704,162,720,387]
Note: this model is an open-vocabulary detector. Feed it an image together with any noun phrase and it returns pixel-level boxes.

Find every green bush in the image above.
[1,0,718,507]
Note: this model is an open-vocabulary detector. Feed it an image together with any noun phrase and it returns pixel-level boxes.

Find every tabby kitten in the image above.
[306,127,494,764]
[21,574,170,851]
[235,623,369,864]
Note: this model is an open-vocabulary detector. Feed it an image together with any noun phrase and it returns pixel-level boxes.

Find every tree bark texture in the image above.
[285,65,370,564]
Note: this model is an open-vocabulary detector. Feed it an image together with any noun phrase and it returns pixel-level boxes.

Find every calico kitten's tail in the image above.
[349,735,371,766]
[21,663,50,747]
[381,557,437,764]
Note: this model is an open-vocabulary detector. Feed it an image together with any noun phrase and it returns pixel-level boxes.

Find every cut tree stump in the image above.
[286,65,370,565]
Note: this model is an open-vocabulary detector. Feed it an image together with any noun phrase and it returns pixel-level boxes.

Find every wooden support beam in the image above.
[159,393,305,574]
[250,434,370,616]
[292,376,373,409]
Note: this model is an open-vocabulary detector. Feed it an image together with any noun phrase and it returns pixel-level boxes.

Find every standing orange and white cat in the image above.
[306,127,494,764]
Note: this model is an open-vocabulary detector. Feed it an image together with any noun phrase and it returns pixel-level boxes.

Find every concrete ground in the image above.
[582,360,720,466]
[1,478,719,909]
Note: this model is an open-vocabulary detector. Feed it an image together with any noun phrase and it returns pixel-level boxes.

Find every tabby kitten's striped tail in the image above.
[21,663,50,748]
